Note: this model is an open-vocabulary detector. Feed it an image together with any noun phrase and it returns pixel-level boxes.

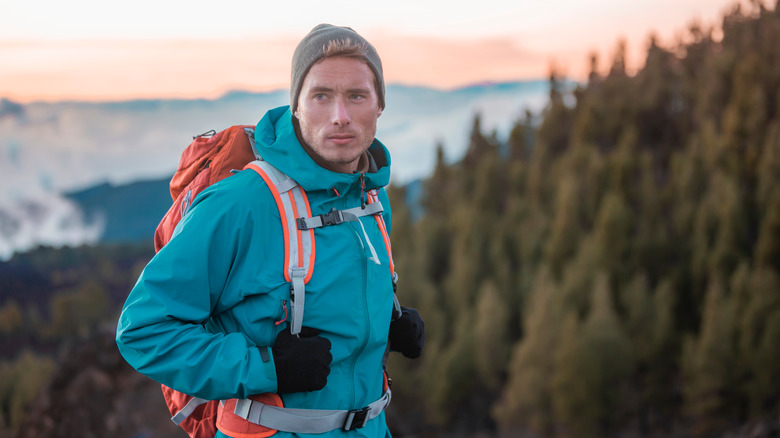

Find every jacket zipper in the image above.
[346,201,371,410]
[359,173,367,209]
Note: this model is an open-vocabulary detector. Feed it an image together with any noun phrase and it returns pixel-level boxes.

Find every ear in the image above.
[293,110,300,119]
[377,108,383,118]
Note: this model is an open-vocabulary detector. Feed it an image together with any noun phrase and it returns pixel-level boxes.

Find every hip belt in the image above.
[217,388,392,436]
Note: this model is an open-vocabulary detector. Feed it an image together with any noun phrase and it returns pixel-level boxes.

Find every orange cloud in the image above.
[374,33,544,88]
[1,38,297,102]
[0,35,554,103]
[0,0,758,104]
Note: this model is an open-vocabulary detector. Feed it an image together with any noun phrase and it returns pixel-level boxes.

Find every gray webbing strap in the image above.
[233,389,391,433]
[289,267,307,336]
[244,127,260,159]
[251,159,299,194]
[171,397,211,425]
[297,201,384,230]
[343,201,384,217]
[234,398,252,419]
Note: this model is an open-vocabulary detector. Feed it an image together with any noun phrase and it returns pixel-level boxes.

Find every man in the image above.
[116,24,425,438]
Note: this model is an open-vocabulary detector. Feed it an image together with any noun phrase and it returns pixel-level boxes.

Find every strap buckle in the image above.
[321,209,344,226]
[296,209,345,231]
[343,407,370,431]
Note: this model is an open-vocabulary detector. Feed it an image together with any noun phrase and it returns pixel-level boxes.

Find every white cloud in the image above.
[0,193,105,261]
[0,82,550,259]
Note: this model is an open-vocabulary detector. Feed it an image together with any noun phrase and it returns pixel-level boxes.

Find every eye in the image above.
[314,93,327,101]
[350,94,365,101]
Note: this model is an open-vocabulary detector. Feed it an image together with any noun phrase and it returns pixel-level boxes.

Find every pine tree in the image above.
[645,279,679,423]
[754,188,780,271]
[735,267,780,415]
[551,273,634,437]
[621,273,653,364]
[620,274,679,433]
[473,280,510,390]
[508,110,534,162]
[426,310,479,426]
[544,176,584,275]
[494,268,561,434]
[756,120,780,207]
[682,276,740,435]
[592,190,634,279]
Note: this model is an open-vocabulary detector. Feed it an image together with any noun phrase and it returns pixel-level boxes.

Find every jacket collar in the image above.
[254,106,391,195]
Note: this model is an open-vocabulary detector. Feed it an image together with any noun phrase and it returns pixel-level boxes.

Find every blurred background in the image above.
[2,0,779,437]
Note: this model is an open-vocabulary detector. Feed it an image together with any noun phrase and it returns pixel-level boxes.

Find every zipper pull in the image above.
[359,173,366,209]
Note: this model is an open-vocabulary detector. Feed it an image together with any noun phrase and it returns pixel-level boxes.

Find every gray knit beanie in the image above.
[290,24,385,114]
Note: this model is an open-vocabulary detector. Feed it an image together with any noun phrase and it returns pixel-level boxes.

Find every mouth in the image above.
[327,134,356,145]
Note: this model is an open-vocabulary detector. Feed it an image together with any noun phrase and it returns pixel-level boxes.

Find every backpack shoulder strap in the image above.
[367,189,402,319]
[244,159,314,336]
[245,159,402,329]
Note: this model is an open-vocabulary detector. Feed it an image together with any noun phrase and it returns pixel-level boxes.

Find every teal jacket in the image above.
[116,106,395,438]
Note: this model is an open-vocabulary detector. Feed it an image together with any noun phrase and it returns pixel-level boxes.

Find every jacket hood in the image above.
[254,106,391,194]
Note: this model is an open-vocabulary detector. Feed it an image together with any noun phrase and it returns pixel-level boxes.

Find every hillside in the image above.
[64,178,171,245]
[384,2,780,437]
[2,2,780,437]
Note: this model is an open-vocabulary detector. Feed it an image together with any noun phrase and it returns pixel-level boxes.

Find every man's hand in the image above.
[272,327,332,393]
[389,306,425,359]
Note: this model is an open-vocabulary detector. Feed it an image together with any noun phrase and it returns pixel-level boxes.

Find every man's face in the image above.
[294,56,382,173]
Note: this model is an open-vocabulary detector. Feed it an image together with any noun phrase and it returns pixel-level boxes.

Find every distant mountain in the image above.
[64,178,172,245]
[0,80,552,259]
[61,175,427,247]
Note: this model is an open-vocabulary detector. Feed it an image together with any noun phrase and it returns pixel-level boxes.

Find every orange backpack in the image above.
[155,126,256,251]
[155,125,256,438]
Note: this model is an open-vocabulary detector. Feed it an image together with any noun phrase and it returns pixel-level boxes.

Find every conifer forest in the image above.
[1,2,780,437]
[387,3,780,436]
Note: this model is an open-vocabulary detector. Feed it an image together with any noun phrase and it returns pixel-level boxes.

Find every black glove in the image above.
[389,306,425,359]
[271,326,332,393]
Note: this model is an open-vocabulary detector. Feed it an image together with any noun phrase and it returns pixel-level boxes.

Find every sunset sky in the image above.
[1,0,752,103]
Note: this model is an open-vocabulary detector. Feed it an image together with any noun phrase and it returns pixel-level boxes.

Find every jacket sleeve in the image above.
[115,184,278,400]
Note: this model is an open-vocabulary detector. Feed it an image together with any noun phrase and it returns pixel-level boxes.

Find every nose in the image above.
[331,98,350,126]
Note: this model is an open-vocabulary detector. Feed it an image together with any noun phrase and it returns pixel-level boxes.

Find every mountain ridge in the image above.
[0,79,551,259]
